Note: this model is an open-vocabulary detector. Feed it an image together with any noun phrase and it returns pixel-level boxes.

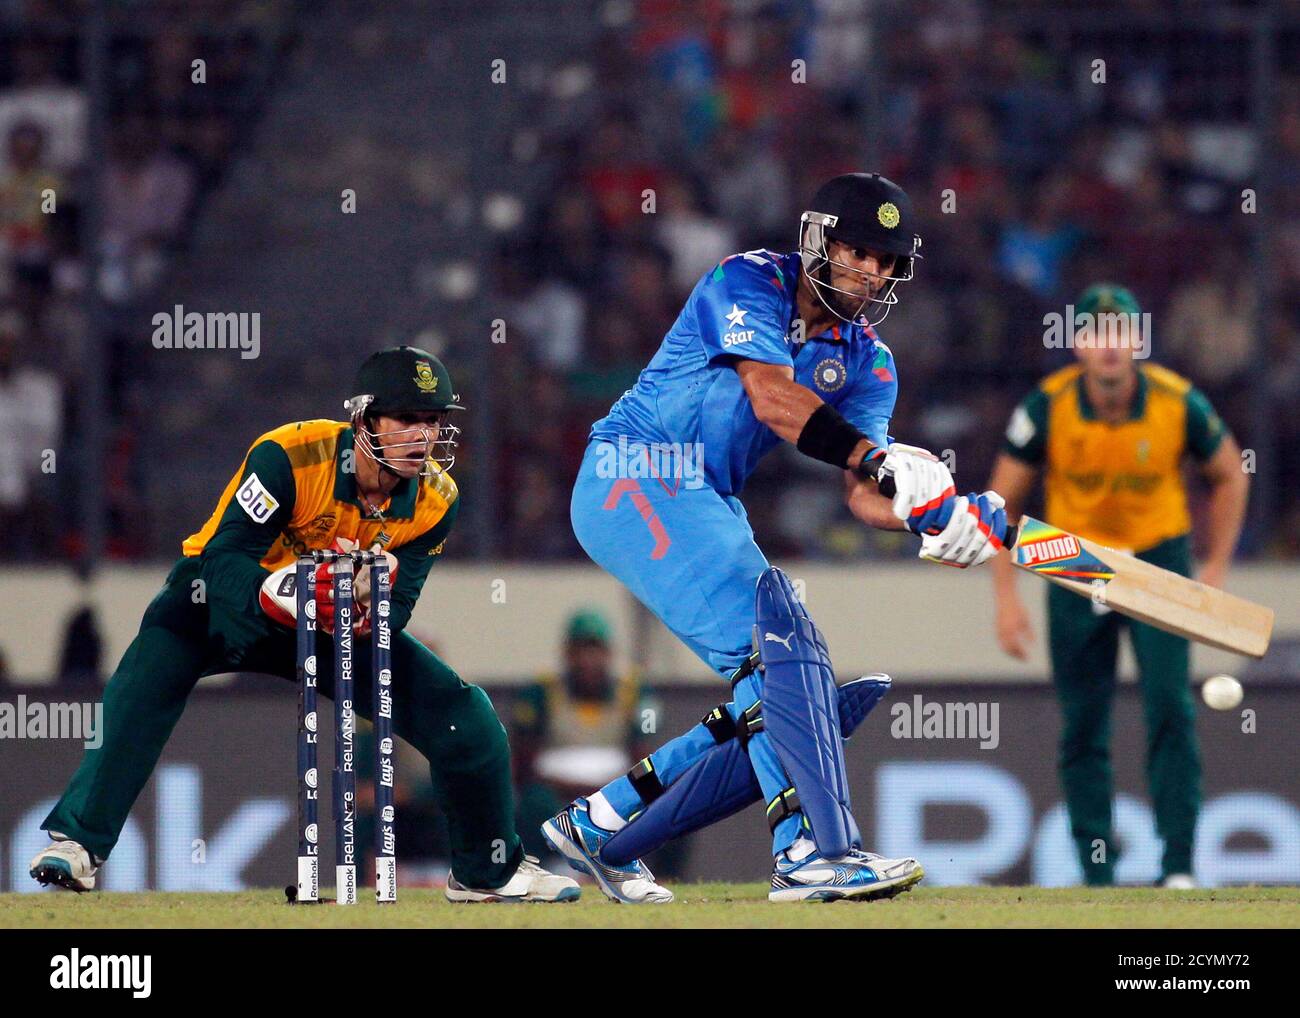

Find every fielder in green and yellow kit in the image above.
[989,285,1249,888]
[31,346,578,902]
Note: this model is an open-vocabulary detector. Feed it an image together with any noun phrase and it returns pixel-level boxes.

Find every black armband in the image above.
[796,403,869,469]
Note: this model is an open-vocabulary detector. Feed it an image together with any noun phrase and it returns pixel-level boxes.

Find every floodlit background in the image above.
[0,0,1296,889]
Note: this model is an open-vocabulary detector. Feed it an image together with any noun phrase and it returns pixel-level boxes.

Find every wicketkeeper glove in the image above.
[258,540,398,636]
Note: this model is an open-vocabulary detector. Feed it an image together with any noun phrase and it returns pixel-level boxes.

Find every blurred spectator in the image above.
[56,563,103,689]
[567,304,645,417]
[0,310,60,555]
[654,173,736,294]
[503,460,580,560]
[100,115,195,303]
[997,175,1082,299]
[1163,265,1256,390]
[510,609,655,859]
[606,240,677,345]
[580,110,663,233]
[0,41,86,176]
[536,187,609,287]
[707,124,790,245]
[498,243,587,371]
[0,120,64,314]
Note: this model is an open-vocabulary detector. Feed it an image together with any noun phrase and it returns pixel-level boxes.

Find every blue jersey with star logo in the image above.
[590,249,898,495]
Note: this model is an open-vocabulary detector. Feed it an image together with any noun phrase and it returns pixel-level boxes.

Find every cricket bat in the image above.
[1007,516,1274,659]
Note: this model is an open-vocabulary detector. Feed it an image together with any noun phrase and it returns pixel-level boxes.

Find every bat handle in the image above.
[866,457,1021,550]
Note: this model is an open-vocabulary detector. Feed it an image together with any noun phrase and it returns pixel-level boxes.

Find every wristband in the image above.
[796,403,869,469]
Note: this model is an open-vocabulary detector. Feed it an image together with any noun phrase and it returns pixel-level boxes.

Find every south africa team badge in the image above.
[814,358,846,393]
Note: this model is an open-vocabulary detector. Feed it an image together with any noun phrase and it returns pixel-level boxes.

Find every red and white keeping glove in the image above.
[259,539,398,636]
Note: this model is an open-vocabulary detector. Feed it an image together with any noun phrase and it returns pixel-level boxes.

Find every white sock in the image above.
[783,837,817,862]
[587,792,628,832]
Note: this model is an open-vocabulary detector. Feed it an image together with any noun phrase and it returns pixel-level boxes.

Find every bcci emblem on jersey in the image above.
[814,358,847,393]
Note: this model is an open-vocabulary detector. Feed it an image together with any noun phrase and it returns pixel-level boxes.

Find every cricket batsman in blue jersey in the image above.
[543,174,1011,902]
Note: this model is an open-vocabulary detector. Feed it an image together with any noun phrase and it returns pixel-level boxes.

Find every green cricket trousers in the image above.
[1047,534,1200,885]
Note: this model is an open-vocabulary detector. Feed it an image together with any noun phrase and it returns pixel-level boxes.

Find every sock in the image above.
[783,837,817,863]
[587,791,628,832]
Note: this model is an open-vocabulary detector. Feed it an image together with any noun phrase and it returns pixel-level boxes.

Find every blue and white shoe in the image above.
[770,839,923,902]
[541,798,673,904]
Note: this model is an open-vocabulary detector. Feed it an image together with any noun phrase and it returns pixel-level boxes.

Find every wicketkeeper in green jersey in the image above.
[30,346,578,902]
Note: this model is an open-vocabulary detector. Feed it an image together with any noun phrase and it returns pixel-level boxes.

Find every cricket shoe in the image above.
[445,855,580,903]
[769,840,923,902]
[30,835,99,892]
[541,798,673,904]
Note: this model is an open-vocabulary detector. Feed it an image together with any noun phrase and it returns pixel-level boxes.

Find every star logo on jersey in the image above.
[814,358,846,393]
[722,304,755,348]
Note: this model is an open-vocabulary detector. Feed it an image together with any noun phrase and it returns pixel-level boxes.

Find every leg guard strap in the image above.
[766,787,802,834]
[736,702,764,750]
[626,757,665,805]
[700,706,737,745]
[728,651,761,689]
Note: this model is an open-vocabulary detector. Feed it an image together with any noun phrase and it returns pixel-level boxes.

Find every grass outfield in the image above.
[2,885,1297,928]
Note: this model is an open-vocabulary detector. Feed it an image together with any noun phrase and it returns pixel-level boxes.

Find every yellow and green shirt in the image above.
[182,420,459,638]
[1002,363,1226,552]
[513,671,648,750]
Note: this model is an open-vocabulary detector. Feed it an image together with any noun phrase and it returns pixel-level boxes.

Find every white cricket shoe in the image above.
[30,835,99,892]
[445,855,580,903]
[1160,873,1197,890]
[769,839,923,902]
[541,798,674,904]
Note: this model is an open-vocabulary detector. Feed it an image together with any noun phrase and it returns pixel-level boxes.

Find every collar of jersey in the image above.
[333,426,419,518]
[778,250,877,348]
[1075,369,1147,422]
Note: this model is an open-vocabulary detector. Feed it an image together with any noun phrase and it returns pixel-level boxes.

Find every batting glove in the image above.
[878,443,959,536]
[918,490,1008,568]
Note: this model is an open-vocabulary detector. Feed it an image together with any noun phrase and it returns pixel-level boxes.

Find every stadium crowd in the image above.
[488,0,1300,560]
[0,5,291,561]
[0,1,1295,563]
